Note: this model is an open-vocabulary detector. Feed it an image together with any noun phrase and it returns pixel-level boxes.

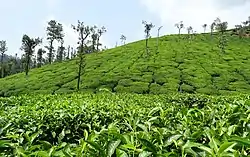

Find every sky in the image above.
[0,0,249,56]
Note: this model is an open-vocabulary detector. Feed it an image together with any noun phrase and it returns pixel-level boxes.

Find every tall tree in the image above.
[0,40,7,78]
[120,35,126,45]
[202,24,207,33]
[215,18,228,34]
[96,26,107,51]
[210,21,216,38]
[175,21,184,35]
[37,48,46,68]
[90,26,98,52]
[67,45,71,59]
[142,20,154,55]
[20,34,41,76]
[235,25,245,38]
[215,18,228,54]
[56,40,65,62]
[156,26,163,53]
[72,21,91,90]
[46,20,64,64]
[187,26,193,35]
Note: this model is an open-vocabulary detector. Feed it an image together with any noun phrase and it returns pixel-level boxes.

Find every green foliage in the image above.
[1,34,250,95]
[0,93,250,156]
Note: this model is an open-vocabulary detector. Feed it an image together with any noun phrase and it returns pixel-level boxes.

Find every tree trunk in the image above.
[92,42,95,53]
[179,29,181,35]
[97,37,100,51]
[49,40,54,64]
[77,56,83,90]
[146,38,148,55]
[25,53,30,76]
[1,53,4,78]
[156,30,160,53]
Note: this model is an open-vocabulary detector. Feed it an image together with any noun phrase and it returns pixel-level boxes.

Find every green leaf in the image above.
[165,134,182,146]
[37,151,49,157]
[39,140,52,150]
[120,144,136,150]
[218,142,236,154]
[30,131,42,144]
[0,123,12,135]
[148,107,162,116]
[198,145,213,155]
[139,138,157,154]
[116,148,128,157]
[229,137,250,147]
[138,151,152,157]
[85,140,102,151]
[0,140,11,148]
[137,124,148,132]
[107,140,121,157]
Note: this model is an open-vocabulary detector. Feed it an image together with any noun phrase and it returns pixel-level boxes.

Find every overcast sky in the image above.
[1,0,249,56]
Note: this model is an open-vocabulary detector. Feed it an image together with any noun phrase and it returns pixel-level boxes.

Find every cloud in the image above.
[213,0,250,9]
[140,0,250,34]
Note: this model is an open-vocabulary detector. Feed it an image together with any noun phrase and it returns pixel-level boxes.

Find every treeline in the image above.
[0,20,107,78]
[1,16,250,91]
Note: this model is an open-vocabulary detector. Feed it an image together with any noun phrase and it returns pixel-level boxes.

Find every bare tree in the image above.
[156,26,163,53]
[202,24,207,33]
[187,26,193,35]
[142,20,154,55]
[120,35,126,45]
[72,21,91,90]
[96,26,107,51]
[210,21,216,38]
[215,18,228,54]
[175,21,184,35]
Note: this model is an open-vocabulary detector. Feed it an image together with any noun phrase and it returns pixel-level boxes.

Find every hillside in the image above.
[1,33,250,96]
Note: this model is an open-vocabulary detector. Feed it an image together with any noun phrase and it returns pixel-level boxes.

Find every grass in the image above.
[1,33,250,96]
[0,93,250,156]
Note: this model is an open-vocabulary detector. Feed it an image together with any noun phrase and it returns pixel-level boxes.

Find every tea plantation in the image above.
[1,34,250,96]
[0,93,250,156]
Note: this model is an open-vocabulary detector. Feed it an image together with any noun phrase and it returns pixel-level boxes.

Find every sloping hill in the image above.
[1,33,250,96]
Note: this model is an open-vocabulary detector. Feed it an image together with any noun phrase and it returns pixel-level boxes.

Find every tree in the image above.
[215,18,228,34]
[242,21,248,27]
[66,45,71,59]
[96,26,107,51]
[20,34,41,76]
[37,48,46,68]
[156,26,163,53]
[0,40,7,78]
[46,20,64,64]
[210,21,216,38]
[120,35,126,45]
[215,18,228,54]
[72,20,91,90]
[202,24,207,33]
[90,26,98,52]
[175,21,184,35]
[187,26,193,35]
[56,40,65,62]
[142,20,154,55]
[235,24,245,38]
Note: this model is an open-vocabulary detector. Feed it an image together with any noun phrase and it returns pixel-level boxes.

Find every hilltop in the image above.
[1,33,250,96]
